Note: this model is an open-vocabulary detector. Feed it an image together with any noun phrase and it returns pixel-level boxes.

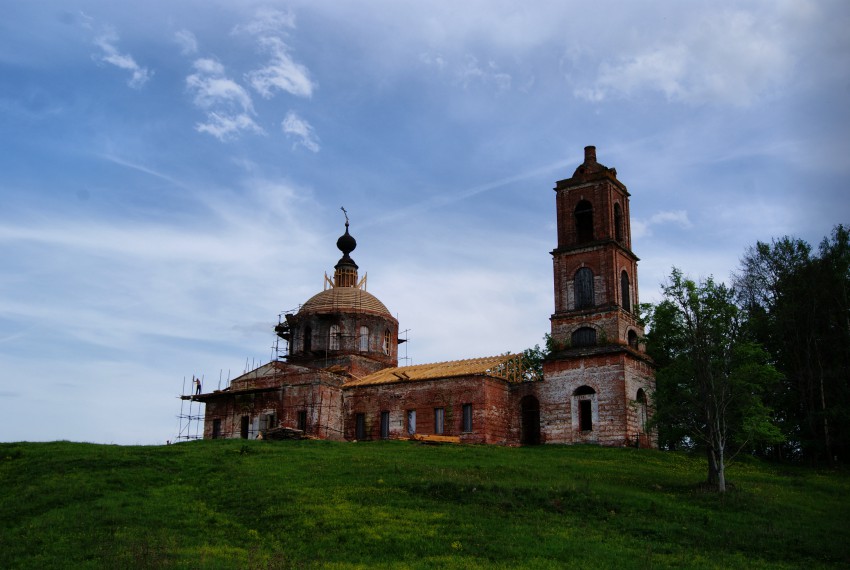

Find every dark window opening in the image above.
[355,413,366,440]
[574,267,595,309]
[579,400,593,431]
[614,203,624,242]
[297,410,307,432]
[621,270,631,312]
[212,419,221,439]
[628,330,639,349]
[380,411,390,439]
[240,415,249,439]
[571,327,597,348]
[434,408,445,435]
[575,200,594,243]
[636,388,648,432]
[303,326,312,352]
[520,395,541,445]
[462,404,473,433]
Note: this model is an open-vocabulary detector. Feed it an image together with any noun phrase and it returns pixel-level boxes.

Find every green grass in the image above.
[1,440,847,569]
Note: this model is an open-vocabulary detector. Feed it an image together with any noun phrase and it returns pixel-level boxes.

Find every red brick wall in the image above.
[343,376,511,444]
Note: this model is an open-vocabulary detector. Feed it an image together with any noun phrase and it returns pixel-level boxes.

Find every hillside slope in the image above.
[1,440,847,569]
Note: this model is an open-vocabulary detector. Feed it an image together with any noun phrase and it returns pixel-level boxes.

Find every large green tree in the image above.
[646,269,782,492]
[735,225,850,465]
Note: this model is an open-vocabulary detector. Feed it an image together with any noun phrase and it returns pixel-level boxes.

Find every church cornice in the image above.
[551,239,640,261]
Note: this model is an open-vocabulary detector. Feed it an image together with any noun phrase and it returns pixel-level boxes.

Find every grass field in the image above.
[1,439,847,569]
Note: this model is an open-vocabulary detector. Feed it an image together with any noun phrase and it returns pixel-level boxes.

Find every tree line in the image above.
[643,224,849,490]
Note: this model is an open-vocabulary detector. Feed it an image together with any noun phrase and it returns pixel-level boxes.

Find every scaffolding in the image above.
[175,375,204,442]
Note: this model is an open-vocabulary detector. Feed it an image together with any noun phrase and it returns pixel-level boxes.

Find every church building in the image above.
[190,147,655,446]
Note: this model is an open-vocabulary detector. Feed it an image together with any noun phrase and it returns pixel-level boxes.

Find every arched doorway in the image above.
[520,395,541,445]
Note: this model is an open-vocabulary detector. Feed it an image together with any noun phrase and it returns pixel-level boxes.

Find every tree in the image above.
[646,269,782,492]
[735,225,850,465]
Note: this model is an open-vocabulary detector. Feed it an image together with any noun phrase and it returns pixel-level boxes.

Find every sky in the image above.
[1,0,848,445]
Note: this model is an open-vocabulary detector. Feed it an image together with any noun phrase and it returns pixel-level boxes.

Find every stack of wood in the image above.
[259,427,305,440]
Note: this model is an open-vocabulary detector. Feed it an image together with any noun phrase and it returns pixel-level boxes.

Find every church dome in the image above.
[299,285,392,317]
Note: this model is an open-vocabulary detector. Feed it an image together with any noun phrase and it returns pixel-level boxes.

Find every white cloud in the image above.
[174,29,198,56]
[282,111,320,152]
[246,36,315,99]
[197,112,264,141]
[186,58,262,140]
[632,210,692,238]
[575,8,795,106]
[93,29,152,88]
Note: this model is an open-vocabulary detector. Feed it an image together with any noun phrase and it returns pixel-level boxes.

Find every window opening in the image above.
[297,410,307,432]
[359,326,369,352]
[575,200,594,243]
[240,415,249,439]
[383,329,391,355]
[462,404,473,433]
[355,413,366,440]
[628,330,639,349]
[579,400,593,431]
[571,327,597,347]
[636,389,648,432]
[329,324,340,350]
[574,267,594,309]
[212,419,221,439]
[303,326,312,352]
[614,203,623,242]
[380,411,390,439]
[407,410,416,435]
[621,270,631,312]
[434,408,445,435]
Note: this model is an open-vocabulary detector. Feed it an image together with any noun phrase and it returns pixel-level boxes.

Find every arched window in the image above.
[628,330,639,349]
[329,324,340,350]
[636,388,648,433]
[383,329,392,355]
[574,267,595,309]
[303,326,312,352]
[574,200,594,243]
[573,386,596,432]
[621,270,631,312]
[571,327,597,347]
[359,326,369,352]
[614,203,623,242]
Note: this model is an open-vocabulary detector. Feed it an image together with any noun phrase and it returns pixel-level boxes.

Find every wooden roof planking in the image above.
[342,354,535,387]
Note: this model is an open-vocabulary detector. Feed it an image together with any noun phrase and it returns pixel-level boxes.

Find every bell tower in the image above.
[538,146,655,447]
[550,145,642,349]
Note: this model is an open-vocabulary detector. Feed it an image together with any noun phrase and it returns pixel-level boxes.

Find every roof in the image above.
[343,354,532,387]
[299,287,392,317]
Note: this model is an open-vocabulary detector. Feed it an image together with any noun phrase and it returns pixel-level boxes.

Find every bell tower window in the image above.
[574,267,594,309]
[621,270,631,312]
[571,327,597,347]
[614,203,623,242]
[575,200,594,243]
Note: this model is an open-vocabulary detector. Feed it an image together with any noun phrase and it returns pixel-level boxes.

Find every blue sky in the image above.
[1,1,847,444]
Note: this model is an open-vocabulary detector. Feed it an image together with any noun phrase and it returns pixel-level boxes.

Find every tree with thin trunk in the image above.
[647,269,782,492]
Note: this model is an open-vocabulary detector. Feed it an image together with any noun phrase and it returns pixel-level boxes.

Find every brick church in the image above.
[190,147,655,446]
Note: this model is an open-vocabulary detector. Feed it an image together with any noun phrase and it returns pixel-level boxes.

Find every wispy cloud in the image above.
[421,53,512,91]
[247,36,315,99]
[632,210,693,239]
[282,111,319,152]
[174,29,198,56]
[92,29,152,88]
[186,58,262,140]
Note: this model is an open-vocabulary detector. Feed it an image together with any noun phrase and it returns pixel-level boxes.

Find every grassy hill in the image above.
[1,440,847,569]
